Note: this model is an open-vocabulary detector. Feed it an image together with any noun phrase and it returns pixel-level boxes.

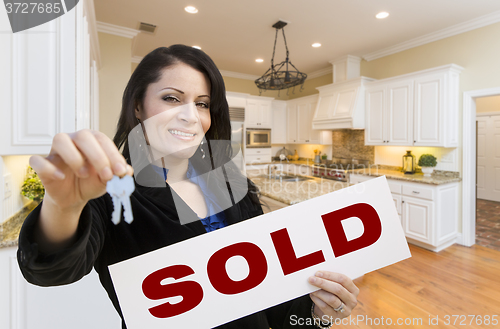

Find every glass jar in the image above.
[402,150,415,174]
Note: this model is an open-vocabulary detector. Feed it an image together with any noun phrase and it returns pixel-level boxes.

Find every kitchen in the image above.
[2,0,500,328]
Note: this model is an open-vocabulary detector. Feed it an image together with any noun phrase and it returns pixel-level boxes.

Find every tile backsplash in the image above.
[331,129,374,163]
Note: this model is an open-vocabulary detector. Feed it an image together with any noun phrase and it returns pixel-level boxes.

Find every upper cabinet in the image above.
[288,95,332,145]
[0,1,100,155]
[365,64,463,147]
[271,100,287,144]
[245,97,273,128]
[365,79,413,145]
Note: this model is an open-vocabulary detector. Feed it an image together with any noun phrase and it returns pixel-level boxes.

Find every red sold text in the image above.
[141,203,382,318]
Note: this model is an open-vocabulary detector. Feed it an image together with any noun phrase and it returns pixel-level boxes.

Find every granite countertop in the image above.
[254,158,319,167]
[349,166,461,185]
[0,201,38,248]
[250,175,349,205]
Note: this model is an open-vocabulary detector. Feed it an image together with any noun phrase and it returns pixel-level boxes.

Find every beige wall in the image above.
[131,62,138,73]
[288,74,332,100]
[98,32,132,140]
[476,95,500,113]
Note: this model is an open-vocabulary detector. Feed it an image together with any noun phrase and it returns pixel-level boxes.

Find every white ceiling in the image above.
[95,0,500,77]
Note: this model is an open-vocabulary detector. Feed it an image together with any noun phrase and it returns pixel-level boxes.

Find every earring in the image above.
[201,140,206,159]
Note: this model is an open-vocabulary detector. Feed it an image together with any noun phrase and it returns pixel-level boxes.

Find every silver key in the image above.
[120,176,135,224]
[107,175,135,225]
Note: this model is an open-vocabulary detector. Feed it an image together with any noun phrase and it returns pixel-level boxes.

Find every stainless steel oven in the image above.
[246,128,271,148]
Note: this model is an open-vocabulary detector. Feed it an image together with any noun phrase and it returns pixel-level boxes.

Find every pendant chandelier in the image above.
[255,21,307,95]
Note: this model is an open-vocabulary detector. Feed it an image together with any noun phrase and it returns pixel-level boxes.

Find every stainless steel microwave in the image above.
[246,128,271,148]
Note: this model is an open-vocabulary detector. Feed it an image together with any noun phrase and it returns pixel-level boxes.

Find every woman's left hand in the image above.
[308,271,359,321]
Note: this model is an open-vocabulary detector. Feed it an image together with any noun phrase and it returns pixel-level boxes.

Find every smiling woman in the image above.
[17,45,359,329]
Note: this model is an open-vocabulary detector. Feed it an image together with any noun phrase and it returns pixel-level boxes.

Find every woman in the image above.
[17,45,359,328]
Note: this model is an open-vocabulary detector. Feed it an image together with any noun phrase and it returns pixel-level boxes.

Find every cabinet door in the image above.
[413,74,444,146]
[271,103,287,144]
[297,103,310,142]
[402,196,434,245]
[365,86,386,145]
[309,100,321,143]
[287,104,298,143]
[386,80,413,145]
[245,101,260,127]
[259,101,272,128]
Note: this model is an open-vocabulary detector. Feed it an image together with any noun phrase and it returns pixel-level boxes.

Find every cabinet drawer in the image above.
[402,184,434,200]
[245,154,271,164]
[349,174,373,184]
[245,148,272,156]
[388,181,402,194]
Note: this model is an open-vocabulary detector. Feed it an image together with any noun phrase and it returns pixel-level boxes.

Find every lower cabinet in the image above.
[0,246,120,329]
[245,148,272,164]
[350,174,458,252]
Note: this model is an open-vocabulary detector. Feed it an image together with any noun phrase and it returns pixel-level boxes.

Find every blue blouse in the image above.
[151,163,227,232]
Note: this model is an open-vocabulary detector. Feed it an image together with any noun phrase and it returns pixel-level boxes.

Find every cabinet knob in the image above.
[412,191,420,194]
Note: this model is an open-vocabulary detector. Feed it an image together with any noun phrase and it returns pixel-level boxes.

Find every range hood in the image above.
[312,55,375,130]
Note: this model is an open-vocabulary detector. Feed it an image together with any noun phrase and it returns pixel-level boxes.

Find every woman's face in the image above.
[135,62,212,161]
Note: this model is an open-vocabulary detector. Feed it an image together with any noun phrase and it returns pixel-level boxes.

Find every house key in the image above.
[106,175,135,224]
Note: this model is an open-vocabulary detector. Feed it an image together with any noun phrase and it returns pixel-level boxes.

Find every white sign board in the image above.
[109,176,411,328]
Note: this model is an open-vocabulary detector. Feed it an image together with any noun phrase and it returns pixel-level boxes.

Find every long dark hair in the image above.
[113,45,261,206]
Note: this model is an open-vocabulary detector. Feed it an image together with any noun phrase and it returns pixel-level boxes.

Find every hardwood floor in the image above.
[342,244,500,328]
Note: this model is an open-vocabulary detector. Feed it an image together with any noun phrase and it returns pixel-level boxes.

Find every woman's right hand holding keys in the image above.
[29,130,133,252]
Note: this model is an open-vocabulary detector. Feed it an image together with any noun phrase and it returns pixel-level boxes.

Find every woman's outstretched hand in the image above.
[30,130,133,211]
[308,271,359,322]
[29,130,133,252]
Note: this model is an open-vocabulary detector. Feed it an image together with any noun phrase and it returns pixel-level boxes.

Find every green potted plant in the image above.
[418,154,437,177]
[21,166,45,202]
[321,154,327,164]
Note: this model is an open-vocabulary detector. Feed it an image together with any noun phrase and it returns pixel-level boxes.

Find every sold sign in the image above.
[109,176,411,328]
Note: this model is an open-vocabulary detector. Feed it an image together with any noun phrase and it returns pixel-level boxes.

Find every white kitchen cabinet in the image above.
[349,174,458,252]
[0,1,99,155]
[1,246,120,329]
[271,100,287,144]
[245,148,272,164]
[245,97,273,128]
[401,196,433,244]
[365,80,413,145]
[364,64,462,147]
[287,104,298,143]
[287,95,331,145]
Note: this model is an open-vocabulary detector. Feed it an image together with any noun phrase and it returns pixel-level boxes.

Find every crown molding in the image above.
[219,70,260,81]
[307,66,332,79]
[97,21,140,39]
[362,10,500,62]
[131,56,143,64]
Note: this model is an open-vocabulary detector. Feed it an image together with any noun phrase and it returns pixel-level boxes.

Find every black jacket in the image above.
[17,176,316,329]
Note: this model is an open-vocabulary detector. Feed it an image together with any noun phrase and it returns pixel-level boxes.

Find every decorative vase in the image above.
[292,150,299,161]
[421,167,434,177]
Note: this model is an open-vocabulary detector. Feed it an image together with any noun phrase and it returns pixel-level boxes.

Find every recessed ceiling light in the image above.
[185,6,198,14]
[376,12,389,19]
[255,58,264,63]
[192,45,201,49]
[312,43,321,48]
